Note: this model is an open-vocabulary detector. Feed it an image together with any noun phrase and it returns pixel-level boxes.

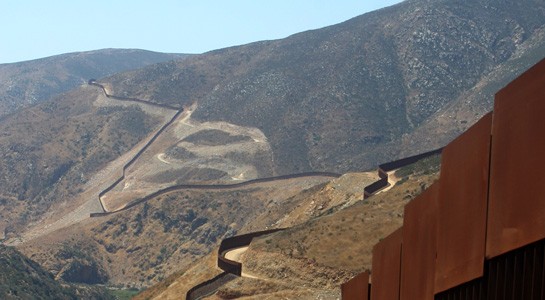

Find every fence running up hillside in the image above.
[88,80,179,110]
[185,147,446,298]
[217,228,286,276]
[88,80,182,213]
[185,272,237,300]
[363,147,443,199]
[185,229,285,300]
[342,57,545,299]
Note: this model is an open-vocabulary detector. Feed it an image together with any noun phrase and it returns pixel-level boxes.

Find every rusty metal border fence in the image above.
[435,238,545,300]
[185,272,237,300]
[344,58,545,299]
[217,228,285,276]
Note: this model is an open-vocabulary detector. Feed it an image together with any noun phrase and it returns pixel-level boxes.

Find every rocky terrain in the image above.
[17,175,350,289]
[0,85,168,237]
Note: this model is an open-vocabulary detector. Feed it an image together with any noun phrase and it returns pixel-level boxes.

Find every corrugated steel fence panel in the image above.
[486,58,545,259]
[435,277,486,300]
[342,272,370,300]
[435,113,492,293]
[400,183,439,300]
[371,228,403,300]
[436,238,545,300]
[486,238,545,300]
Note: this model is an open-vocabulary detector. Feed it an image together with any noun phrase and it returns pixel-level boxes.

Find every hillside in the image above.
[401,24,545,154]
[0,245,112,299]
[0,49,187,118]
[0,85,172,236]
[3,0,544,234]
[18,175,362,288]
[2,0,545,296]
[144,157,440,299]
[101,0,545,174]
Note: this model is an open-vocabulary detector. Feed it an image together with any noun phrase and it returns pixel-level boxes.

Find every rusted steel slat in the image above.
[487,58,545,258]
[371,228,402,300]
[341,272,369,300]
[400,183,439,300]
[435,113,492,293]
[435,239,545,300]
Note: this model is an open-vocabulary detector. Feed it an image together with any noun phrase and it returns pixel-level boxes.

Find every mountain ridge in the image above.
[0,49,188,118]
[99,0,545,174]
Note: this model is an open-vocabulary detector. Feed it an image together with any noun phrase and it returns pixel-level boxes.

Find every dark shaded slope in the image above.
[102,0,545,174]
[0,245,112,299]
[0,49,187,118]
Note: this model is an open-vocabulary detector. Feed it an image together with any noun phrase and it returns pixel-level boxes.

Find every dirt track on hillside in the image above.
[9,86,179,245]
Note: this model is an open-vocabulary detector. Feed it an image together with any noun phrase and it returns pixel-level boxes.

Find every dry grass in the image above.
[239,170,439,295]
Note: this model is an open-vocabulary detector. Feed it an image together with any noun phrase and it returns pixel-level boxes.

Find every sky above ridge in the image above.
[1,0,402,64]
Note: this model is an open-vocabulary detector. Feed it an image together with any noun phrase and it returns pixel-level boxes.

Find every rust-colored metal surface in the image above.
[400,183,439,300]
[341,271,369,300]
[436,237,545,299]
[434,113,492,293]
[487,58,545,259]
[371,228,402,300]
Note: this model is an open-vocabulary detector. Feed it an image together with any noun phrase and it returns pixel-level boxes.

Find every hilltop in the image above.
[0,49,187,118]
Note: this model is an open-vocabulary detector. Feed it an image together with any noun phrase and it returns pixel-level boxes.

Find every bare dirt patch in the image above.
[101,103,276,212]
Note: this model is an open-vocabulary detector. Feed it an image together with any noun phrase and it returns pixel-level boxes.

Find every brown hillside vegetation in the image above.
[0,85,169,237]
[2,0,545,243]
[0,245,113,299]
[0,49,187,118]
[142,157,438,299]
[18,175,342,288]
[103,0,545,174]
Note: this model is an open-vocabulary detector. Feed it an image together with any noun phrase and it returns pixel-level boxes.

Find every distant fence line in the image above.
[185,272,237,300]
[88,80,183,213]
[90,172,341,217]
[185,147,447,298]
[363,147,443,198]
[88,80,180,110]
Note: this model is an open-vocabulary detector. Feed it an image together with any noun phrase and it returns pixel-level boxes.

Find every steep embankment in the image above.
[182,152,441,299]
[400,23,545,155]
[137,171,382,298]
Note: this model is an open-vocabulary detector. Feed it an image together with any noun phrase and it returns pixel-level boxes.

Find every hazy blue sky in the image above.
[2,1,402,64]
